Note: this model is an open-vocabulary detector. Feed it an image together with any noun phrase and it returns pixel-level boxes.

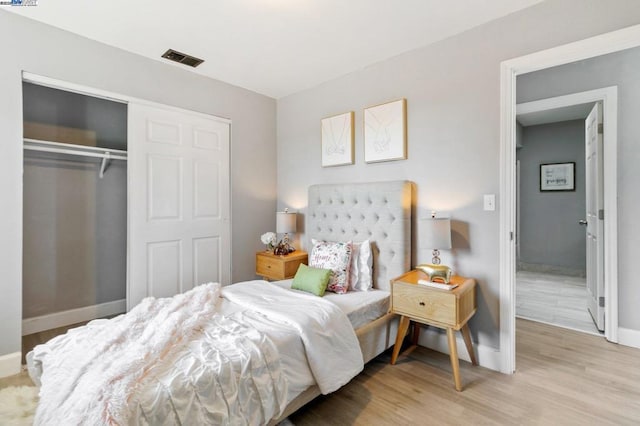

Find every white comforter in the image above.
[29,280,364,425]
[223,281,364,394]
[30,283,287,425]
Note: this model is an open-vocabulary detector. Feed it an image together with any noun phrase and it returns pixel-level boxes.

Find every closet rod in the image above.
[23,138,127,161]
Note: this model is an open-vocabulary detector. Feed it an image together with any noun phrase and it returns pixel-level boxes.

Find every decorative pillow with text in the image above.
[309,241,353,294]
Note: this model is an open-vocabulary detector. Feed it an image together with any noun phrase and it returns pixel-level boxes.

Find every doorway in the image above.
[514,91,614,337]
[498,25,640,374]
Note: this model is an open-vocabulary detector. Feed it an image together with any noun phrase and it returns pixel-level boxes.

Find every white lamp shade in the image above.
[276,211,297,234]
[420,217,452,250]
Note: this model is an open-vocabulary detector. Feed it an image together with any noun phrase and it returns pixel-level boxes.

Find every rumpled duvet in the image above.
[30,283,288,425]
[223,281,364,394]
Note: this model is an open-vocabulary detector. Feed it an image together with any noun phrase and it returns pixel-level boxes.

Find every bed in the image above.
[27,180,413,425]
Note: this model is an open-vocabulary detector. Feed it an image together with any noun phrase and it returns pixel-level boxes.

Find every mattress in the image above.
[273,279,391,329]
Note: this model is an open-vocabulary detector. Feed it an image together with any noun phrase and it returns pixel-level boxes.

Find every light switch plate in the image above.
[484,194,496,211]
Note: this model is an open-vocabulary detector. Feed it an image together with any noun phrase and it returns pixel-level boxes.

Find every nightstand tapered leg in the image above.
[447,327,462,391]
[461,324,478,366]
[390,316,411,365]
[412,322,421,345]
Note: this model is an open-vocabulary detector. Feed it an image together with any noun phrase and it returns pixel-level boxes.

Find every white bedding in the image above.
[222,281,364,395]
[28,280,366,425]
[273,279,391,329]
[30,283,288,425]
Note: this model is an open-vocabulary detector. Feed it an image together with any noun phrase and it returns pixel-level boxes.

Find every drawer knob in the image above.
[419,302,425,306]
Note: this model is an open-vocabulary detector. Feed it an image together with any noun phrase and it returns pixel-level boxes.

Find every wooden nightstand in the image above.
[256,250,308,281]
[390,269,477,391]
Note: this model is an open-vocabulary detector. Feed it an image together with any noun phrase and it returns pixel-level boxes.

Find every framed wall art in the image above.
[364,98,407,163]
[321,111,354,167]
[540,162,575,191]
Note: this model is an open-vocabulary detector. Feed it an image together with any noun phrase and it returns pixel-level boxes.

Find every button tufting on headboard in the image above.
[307,181,412,292]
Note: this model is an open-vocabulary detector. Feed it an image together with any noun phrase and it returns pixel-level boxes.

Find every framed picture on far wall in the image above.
[540,162,575,191]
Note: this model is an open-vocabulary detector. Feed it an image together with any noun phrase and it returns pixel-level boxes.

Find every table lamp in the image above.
[275,208,297,254]
[416,212,453,283]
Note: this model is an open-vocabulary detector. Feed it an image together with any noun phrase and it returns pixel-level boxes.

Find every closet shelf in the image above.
[24,138,127,179]
[23,138,128,161]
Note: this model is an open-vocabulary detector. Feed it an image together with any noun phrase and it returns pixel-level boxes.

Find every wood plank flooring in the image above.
[516,270,600,335]
[3,319,639,424]
[289,319,640,425]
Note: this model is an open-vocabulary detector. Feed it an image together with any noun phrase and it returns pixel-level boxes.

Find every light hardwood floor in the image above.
[3,319,639,424]
[516,270,600,335]
[289,319,640,425]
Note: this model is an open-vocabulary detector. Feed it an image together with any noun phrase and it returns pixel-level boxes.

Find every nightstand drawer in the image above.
[392,281,456,325]
[256,251,308,281]
[256,255,286,278]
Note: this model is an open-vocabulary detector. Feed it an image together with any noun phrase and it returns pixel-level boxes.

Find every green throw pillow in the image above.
[292,264,331,297]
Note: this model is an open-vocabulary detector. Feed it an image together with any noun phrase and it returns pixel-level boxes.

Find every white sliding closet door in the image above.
[128,103,230,310]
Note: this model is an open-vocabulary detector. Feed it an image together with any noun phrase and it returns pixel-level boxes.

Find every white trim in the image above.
[0,352,22,379]
[618,327,640,349]
[21,72,232,124]
[22,299,126,336]
[417,328,502,372]
[516,87,618,342]
[499,24,640,374]
[516,315,602,338]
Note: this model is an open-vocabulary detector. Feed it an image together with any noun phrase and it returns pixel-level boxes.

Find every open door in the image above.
[128,103,231,310]
[585,102,604,331]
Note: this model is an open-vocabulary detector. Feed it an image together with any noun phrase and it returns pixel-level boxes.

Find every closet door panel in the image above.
[193,237,221,286]
[148,155,183,221]
[147,240,183,298]
[193,160,219,218]
[129,103,230,310]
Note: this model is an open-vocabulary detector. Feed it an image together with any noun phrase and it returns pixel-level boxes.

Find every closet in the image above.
[21,76,231,336]
[22,82,128,334]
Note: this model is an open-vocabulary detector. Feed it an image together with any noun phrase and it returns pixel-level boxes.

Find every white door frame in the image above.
[516,87,617,331]
[499,24,640,374]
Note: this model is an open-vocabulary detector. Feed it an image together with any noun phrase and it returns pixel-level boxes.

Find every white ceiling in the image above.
[8,0,543,98]
[517,103,595,127]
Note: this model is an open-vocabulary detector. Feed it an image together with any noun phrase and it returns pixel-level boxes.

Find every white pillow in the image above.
[350,240,373,291]
[312,239,373,292]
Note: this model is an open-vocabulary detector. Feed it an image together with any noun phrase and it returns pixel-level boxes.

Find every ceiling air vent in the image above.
[161,49,204,68]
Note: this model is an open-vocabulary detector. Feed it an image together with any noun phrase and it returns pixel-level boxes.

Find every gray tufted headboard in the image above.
[307,181,412,292]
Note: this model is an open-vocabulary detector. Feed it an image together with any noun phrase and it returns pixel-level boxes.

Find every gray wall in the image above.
[23,156,127,317]
[0,10,276,357]
[517,46,640,331]
[23,84,128,317]
[517,120,586,273]
[276,0,640,351]
[23,82,128,150]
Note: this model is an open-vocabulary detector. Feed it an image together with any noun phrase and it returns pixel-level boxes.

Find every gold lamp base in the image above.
[415,263,452,284]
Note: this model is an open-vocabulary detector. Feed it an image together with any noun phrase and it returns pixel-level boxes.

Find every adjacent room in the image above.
[1,1,640,424]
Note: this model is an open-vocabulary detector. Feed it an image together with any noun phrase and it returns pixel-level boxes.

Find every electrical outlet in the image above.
[484,194,496,211]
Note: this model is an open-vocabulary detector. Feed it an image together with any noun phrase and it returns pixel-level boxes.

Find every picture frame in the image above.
[364,98,407,163]
[540,162,576,191]
[321,111,354,167]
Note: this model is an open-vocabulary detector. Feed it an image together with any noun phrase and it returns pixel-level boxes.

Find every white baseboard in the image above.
[22,299,126,336]
[0,352,21,379]
[417,327,502,372]
[618,327,640,349]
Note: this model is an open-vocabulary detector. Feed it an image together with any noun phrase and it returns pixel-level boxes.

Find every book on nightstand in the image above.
[417,279,458,291]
